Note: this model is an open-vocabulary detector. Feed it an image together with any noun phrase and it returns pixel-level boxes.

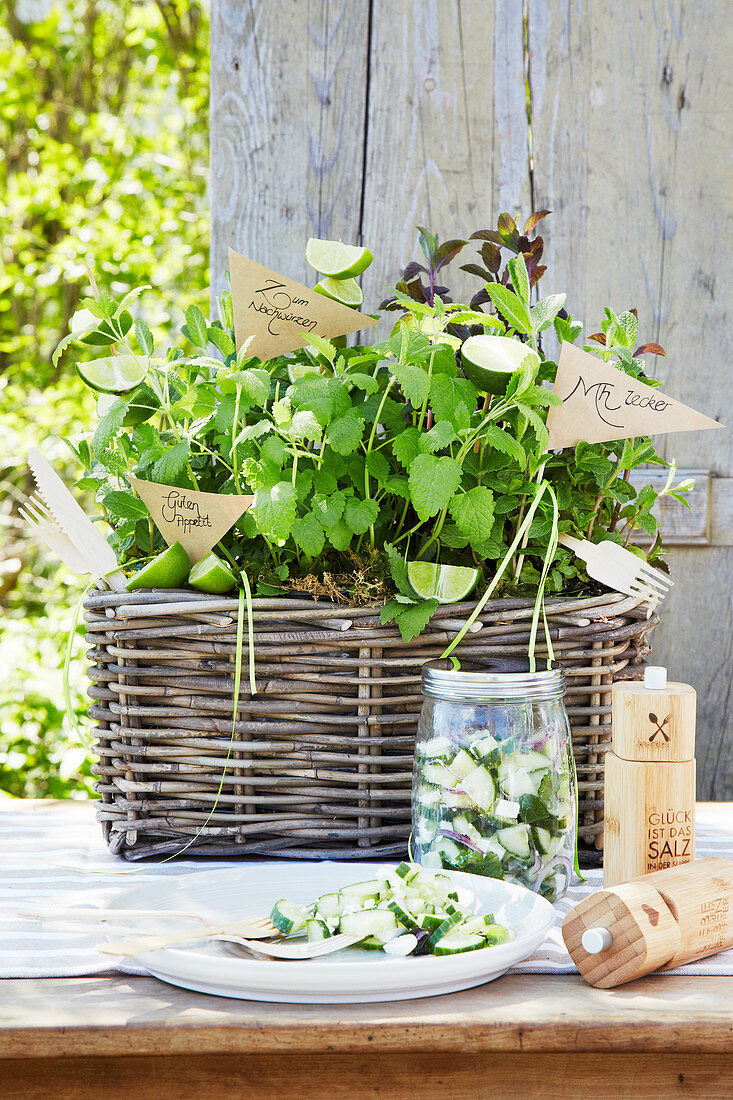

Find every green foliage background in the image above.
[0,0,209,798]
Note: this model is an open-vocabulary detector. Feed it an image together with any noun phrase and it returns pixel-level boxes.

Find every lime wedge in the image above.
[77,354,147,394]
[306,238,374,278]
[461,335,539,395]
[126,541,190,591]
[407,561,479,604]
[314,277,364,308]
[188,551,238,594]
[288,363,321,383]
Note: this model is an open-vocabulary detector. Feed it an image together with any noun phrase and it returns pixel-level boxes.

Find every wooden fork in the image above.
[220,932,362,960]
[97,915,279,957]
[558,534,673,604]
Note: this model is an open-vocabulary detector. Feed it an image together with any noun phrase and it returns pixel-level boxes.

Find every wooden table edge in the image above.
[2,974,732,1059]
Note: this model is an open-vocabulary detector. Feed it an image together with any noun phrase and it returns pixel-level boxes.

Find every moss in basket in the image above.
[55,217,685,644]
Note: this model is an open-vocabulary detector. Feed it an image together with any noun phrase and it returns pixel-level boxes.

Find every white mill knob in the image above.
[644,665,668,690]
[581,926,613,954]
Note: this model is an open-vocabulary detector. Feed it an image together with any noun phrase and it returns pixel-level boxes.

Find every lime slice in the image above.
[407,561,479,604]
[288,363,321,383]
[306,238,374,278]
[189,551,238,594]
[77,354,147,394]
[314,277,364,308]
[126,541,190,591]
[461,335,539,395]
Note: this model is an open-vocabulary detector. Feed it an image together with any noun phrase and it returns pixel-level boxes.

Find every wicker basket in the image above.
[84,588,658,862]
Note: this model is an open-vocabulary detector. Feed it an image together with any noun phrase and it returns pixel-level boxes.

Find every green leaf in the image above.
[102,490,149,521]
[485,284,532,334]
[234,368,271,407]
[233,420,272,446]
[365,450,390,482]
[260,435,287,469]
[52,328,88,367]
[252,480,298,541]
[408,454,462,521]
[444,310,503,330]
[419,419,457,453]
[483,425,526,466]
[184,304,209,348]
[135,319,154,356]
[429,374,478,428]
[325,520,352,551]
[326,409,365,455]
[291,511,326,557]
[92,400,127,453]
[384,542,414,598]
[308,333,337,363]
[208,326,236,358]
[530,293,566,333]
[391,361,430,408]
[214,393,236,434]
[290,377,335,427]
[381,598,439,642]
[344,497,379,535]
[151,440,190,483]
[383,475,410,499]
[507,255,530,306]
[313,490,346,529]
[346,371,379,395]
[288,409,323,443]
[393,427,422,468]
[449,486,495,547]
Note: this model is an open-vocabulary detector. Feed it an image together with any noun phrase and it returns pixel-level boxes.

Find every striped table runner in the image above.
[1,800,730,978]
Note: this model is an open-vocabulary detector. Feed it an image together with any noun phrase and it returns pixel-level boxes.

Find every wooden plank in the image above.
[210,0,369,297]
[4,1051,733,1100]
[628,468,710,545]
[360,0,530,309]
[527,1,733,797]
[2,973,732,1058]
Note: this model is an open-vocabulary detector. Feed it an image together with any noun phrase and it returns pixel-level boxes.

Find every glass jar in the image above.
[413,664,576,903]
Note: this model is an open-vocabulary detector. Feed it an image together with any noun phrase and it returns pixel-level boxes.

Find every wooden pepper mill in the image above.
[562,858,733,987]
[604,666,696,887]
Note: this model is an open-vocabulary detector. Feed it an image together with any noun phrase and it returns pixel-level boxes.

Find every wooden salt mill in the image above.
[562,858,733,987]
[604,666,696,887]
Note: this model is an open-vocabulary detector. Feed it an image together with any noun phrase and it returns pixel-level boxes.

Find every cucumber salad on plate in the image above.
[413,711,576,903]
[270,862,512,957]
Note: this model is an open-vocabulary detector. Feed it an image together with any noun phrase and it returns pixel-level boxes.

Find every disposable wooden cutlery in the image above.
[96,915,281,956]
[27,446,127,589]
[558,534,673,604]
[99,926,360,960]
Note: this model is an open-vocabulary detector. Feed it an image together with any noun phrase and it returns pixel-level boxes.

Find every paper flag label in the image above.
[129,477,253,564]
[546,342,722,450]
[229,247,376,359]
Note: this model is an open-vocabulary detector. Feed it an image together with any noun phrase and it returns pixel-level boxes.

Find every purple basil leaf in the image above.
[432,239,468,272]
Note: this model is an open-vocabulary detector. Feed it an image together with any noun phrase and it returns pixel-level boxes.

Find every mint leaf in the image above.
[530,293,566,333]
[135,319,154,356]
[308,333,337,363]
[383,475,410,499]
[234,368,270,407]
[485,284,532,334]
[381,598,438,642]
[102,490,149,521]
[93,400,127,453]
[252,480,297,541]
[393,426,421,468]
[365,450,390,482]
[325,520,351,551]
[152,440,190,483]
[208,325,236,358]
[290,377,334,427]
[450,486,495,546]
[346,371,379,395]
[507,255,530,306]
[292,511,325,557]
[234,420,272,446]
[184,304,208,348]
[313,490,346,529]
[344,496,379,535]
[289,409,323,443]
[408,454,462,521]
[326,409,365,455]
[483,424,526,466]
[429,374,477,428]
[214,392,236,434]
[391,361,430,408]
[419,419,457,453]
[384,543,414,598]
[260,434,287,470]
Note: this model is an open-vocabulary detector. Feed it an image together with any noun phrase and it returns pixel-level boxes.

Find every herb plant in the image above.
[55,213,690,642]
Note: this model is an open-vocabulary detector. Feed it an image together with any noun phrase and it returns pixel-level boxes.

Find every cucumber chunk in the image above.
[270,900,310,934]
[460,764,496,812]
[433,932,485,955]
[496,823,532,860]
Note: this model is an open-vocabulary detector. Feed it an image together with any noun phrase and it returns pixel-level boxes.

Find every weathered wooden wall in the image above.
[210,0,733,798]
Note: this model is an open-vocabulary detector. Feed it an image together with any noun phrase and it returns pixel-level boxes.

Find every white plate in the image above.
[107,863,554,1003]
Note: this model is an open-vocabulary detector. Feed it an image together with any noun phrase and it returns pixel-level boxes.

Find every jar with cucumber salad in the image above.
[413,665,576,903]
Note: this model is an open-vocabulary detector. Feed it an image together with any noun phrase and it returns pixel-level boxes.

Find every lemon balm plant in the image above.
[55,215,687,644]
